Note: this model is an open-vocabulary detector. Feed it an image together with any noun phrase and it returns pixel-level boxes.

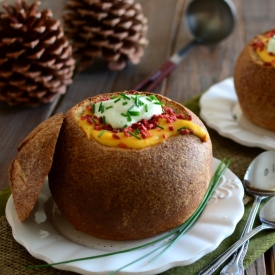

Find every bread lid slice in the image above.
[9,113,64,221]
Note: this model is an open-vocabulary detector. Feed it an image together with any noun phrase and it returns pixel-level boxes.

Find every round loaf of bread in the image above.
[48,91,212,240]
[234,29,275,132]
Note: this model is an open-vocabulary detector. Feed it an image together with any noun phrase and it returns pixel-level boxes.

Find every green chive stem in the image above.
[156,125,164,130]
[98,130,106,137]
[127,131,141,139]
[106,106,113,110]
[114,98,121,103]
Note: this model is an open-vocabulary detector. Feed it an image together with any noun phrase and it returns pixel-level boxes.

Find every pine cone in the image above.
[63,0,149,71]
[0,0,75,107]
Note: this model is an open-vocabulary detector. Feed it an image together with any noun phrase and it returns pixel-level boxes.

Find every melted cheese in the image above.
[79,117,209,149]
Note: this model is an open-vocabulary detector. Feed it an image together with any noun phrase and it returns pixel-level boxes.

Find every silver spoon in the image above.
[199,150,275,275]
[220,150,275,275]
[134,0,236,92]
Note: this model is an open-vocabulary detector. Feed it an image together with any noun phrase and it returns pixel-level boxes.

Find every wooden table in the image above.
[0,0,275,274]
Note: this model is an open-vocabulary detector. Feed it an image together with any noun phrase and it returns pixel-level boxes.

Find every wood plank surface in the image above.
[0,0,275,274]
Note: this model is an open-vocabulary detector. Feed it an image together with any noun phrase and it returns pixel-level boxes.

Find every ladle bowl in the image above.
[134,0,236,91]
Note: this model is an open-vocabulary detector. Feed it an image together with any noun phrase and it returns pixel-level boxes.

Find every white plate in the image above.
[200,77,275,150]
[6,158,244,275]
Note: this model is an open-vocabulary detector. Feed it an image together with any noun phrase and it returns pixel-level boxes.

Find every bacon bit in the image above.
[163,134,167,138]
[271,59,275,64]
[112,129,120,133]
[118,143,128,148]
[201,134,207,142]
[140,130,148,139]
[86,105,92,112]
[263,62,272,67]
[112,133,120,140]
[268,52,275,56]
[86,117,94,124]
[187,115,192,120]
[180,129,190,135]
[176,114,185,119]
[94,125,103,131]
[252,40,265,51]
[169,125,174,131]
[266,31,275,38]
[103,124,113,131]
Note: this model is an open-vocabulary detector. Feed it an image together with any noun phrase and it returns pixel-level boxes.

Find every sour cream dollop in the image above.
[267,36,275,55]
[93,93,163,129]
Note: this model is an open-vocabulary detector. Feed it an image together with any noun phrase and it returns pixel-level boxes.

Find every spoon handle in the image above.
[198,223,272,275]
[220,196,265,275]
[133,40,198,92]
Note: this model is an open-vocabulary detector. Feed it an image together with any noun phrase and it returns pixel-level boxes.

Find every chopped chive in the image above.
[127,113,132,122]
[128,111,140,116]
[135,128,140,135]
[150,95,159,101]
[111,95,117,99]
[101,105,105,113]
[98,130,106,137]
[156,124,164,129]
[128,105,135,112]
[114,98,121,103]
[92,104,95,113]
[135,95,139,107]
[123,124,128,128]
[103,116,106,124]
[122,102,128,106]
[177,126,187,132]
[92,118,97,123]
[106,106,113,110]
[121,113,127,117]
[127,131,141,140]
[98,102,103,112]
[146,97,152,102]
[120,92,131,100]
[154,102,164,106]
[145,104,148,112]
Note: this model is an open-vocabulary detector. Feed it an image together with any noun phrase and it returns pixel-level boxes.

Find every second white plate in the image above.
[200,77,275,150]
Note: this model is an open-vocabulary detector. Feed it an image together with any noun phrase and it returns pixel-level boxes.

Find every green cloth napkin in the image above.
[1,94,275,275]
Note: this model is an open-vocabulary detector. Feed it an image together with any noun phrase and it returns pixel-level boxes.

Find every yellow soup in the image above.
[79,116,209,149]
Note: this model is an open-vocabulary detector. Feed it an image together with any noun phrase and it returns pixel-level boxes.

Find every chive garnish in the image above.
[98,130,106,137]
[92,118,97,123]
[92,104,95,113]
[106,106,113,110]
[177,126,187,132]
[114,98,121,103]
[127,131,141,139]
[120,92,130,100]
[135,95,139,107]
[122,102,128,106]
[156,124,164,129]
[127,113,132,122]
[145,104,148,112]
[128,105,135,112]
[135,128,140,135]
[150,95,159,101]
[101,105,105,113]
[121,113,127,117]
[146,97,152,102]
[111,95,117,99]
[26,159,231,274]
[128,111,140,116]
[98,102,103,112]
[154,102,164,106]
[102,116,106,124]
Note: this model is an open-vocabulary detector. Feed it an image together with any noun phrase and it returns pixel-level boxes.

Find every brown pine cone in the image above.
[63,0,149,71]
[0,0,75,107]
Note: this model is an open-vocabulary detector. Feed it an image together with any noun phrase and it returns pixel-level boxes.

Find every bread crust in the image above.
[49,92,212,240]
[9,113,64,221]
[234,30,275,132]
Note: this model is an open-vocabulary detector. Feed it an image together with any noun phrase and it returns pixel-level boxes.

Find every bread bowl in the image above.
[9,91,212,241]
[234,29,275,132]
[48,91,212,240]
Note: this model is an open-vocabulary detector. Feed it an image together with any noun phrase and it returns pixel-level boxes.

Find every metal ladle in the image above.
[134,0,236,92]
[199,150,275,275]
